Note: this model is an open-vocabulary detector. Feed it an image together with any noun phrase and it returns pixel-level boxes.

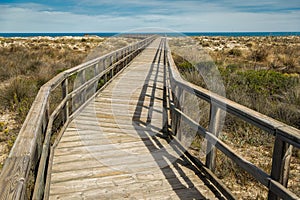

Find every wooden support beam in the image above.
[268,135,293,200]
[61,79,69,124]
[205,103,222,172]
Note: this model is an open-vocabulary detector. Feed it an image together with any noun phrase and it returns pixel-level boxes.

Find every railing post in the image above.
[162,48,168,137]
[121,50,124,59]
[61,79,69,123]
[115,52,119,71]
[177,87,185,141]
[268,135,293,200]
[170,84,177,135]
[94,63,99,89]
[281,145,293,187]
[121,50,125,68]
[128,47,131,61]
[103,58,107,82]
[79,70,86,104]
[110,56,114,78]
[95,63,100,75]
[172,86,184,140]
[205,103,222,172]
[110,55,113,66]
[130,46,133,59]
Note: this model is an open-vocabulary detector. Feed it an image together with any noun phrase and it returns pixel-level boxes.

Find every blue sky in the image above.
[0,0,299,32]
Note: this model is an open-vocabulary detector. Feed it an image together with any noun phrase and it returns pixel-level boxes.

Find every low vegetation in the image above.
[171,36,300,199]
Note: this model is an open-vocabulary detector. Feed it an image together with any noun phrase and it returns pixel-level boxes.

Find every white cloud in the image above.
[0,5,131,32]
[0,2,299,32]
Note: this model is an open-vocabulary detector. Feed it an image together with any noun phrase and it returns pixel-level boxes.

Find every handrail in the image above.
[164,38,299,200]
[0,35,157,200]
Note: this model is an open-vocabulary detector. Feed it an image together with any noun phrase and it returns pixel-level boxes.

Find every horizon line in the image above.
[1,31,300,34]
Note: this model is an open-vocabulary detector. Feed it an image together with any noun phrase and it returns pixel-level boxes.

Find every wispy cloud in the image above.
[0,0,299,32]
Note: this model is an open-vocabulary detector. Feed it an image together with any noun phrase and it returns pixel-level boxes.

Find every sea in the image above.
[0,32,299,38]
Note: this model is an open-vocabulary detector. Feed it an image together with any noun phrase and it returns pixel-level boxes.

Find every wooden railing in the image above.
[118,34,154,39]
[164,37,300,200]
[0,35,157,200]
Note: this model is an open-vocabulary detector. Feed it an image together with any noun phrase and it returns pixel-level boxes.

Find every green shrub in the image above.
[0,77,37,121]
[235,70,297,96]
[2,78,36,105]
[226,64,239,72]
[219,68,300,128]
[172,53,194,73]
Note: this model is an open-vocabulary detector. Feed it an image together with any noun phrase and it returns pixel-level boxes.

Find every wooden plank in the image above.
[53,140,189,170]
[81,106,163,115]
[53,139,159,156]
[49,174,135,195]
[50,174,208,196]
[58,131,137,142]
[52,146,152,164]
[50,175,217,200]
[52,148,189,174]
[50,163,213,196]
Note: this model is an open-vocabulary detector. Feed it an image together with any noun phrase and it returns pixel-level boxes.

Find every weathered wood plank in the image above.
[50,175,209,197]
[50,167,214,198]
[53,139,159,156]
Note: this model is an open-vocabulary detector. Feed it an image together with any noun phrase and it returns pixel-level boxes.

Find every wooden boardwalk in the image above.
[1,35,298,200]
[48,38,220,199]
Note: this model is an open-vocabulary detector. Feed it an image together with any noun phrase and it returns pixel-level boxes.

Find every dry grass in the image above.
[194,36,300,73]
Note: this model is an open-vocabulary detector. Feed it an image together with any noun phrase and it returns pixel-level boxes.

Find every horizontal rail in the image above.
[0,35,157,200]
[165,38,299,199]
